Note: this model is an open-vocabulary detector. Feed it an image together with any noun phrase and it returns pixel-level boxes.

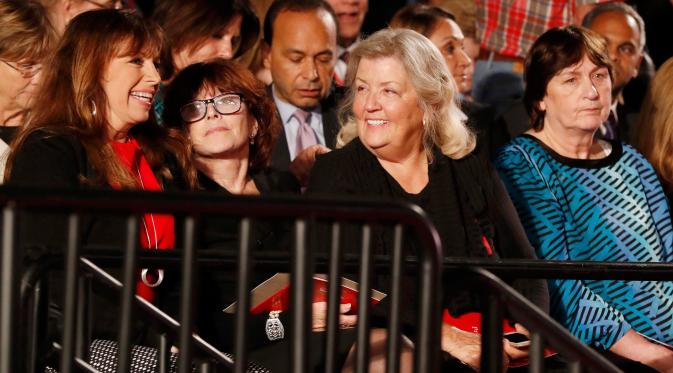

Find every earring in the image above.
[249,136,255,145]
[91,100,97,116]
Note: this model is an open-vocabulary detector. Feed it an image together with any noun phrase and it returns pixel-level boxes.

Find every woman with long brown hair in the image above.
[5,9,197,306]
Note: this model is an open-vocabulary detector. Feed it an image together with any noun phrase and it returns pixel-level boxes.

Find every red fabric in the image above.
[477,0,613,58]
[111,138,175,302]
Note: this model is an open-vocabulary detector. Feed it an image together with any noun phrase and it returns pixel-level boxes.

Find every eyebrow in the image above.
[284,48,334,56]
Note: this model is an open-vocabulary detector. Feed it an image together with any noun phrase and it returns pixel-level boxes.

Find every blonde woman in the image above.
[308,28,548,371]
[635,56,673,202]
[0,0,54,179]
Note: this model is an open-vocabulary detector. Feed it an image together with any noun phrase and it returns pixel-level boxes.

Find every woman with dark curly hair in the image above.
[162,58,297,200]
[163,59,365,372]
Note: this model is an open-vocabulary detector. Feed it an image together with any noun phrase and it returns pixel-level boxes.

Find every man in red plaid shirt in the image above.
[472,0,608,112]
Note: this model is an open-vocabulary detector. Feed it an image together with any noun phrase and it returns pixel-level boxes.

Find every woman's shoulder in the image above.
[6,129,88,188]
[495,135,543,169]
[308,138,379,194]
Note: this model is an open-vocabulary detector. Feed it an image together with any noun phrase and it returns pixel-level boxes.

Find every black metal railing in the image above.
[4,187,662,372]
[1,186,444,373]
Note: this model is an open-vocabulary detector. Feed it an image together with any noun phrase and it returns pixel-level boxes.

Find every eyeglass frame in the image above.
[1,59,42,79]
[179,93,244,123]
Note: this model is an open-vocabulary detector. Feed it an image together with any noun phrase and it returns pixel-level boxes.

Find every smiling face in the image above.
[427,18,472,94]
[539,54,612,134]
[325,0,368,47]
[187,87,257,161]
[265,9,337,110]
[172,14,242,72]
[353,56,425,161]
[587,10,642,96]
[101,50,160,140]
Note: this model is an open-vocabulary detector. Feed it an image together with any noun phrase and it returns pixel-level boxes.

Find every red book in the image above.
[223,273,386,315]
[443,310,557,368]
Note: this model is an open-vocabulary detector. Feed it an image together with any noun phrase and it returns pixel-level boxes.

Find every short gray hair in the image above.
[337,28,474,160]
[582,2,646,51]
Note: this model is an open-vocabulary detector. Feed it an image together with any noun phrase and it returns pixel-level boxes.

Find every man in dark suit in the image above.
[262,0,340,185]
[583,2,646,143]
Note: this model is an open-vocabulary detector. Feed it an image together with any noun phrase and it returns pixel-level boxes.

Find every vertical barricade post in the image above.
[385,225,404,373]
[234,218,252,373]
[355,224,372,373]
[325,222,343,373]
[117,214,138,373]
[414,216,442,373]
[480,292,503,373]
[291,219,311,373]
[60,213,81,373]
[158,333,171,373]
[529,332,544,373]
[0,205,19,373]
[179,216,197,373]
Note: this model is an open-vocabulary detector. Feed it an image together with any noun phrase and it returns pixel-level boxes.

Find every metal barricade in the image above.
[0,187,444,373]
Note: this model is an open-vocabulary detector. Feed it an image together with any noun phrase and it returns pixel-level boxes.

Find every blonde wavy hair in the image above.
[634,57,673,194]
[336,28,474,160]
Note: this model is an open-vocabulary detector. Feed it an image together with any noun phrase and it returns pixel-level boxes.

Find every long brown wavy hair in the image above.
[161,58,280,173]
[5,9,197,189]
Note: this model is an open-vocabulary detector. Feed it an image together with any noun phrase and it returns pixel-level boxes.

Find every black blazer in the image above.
[307,138,549,324]
[268,86,341,171]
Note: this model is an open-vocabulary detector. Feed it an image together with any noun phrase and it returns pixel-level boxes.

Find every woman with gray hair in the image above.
[308,28,548,371]
[496,26,673,371]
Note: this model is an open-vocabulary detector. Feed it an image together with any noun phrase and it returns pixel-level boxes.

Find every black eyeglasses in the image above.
[180,93,243,123]
[1,60,41,78]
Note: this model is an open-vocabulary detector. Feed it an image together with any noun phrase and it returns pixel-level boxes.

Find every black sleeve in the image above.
[490,166,550,314]
[5,132,88,255]
[6,131,83,189]
[306,152,346,195]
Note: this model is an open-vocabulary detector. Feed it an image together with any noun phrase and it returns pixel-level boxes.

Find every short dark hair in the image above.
[162,59,280,172]
[582,2,646,51]
[263,0,337,45]
[524,26,612,130]
[389,4,456,39]
[152,0,259,78]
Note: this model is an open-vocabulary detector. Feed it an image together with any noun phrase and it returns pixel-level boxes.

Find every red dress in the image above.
[111,138,174,302]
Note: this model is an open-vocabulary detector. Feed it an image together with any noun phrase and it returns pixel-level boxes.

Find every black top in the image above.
[182,169,300,351]
[0,126,18,144]
[3,130,188,357]
[307,138,549,323]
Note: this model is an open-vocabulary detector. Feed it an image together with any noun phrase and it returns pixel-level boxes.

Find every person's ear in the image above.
[250,118,259,138]
[262,43,271,71]
[632,55,644,78]
[63,0,79,24]
[537,99,546,112]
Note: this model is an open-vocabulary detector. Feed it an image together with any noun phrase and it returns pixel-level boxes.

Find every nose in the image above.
[205,101,220,120]
[583,77,600,100]
[145,61,161,85]
[457,48,472,67]
[364,91,381,112]
[217,37,234,60]
[301,58,319,81]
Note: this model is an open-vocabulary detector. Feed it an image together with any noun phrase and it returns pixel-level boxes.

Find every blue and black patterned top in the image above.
[495,134,673,349]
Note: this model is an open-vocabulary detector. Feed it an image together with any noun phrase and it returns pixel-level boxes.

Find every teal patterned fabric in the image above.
[496,134,673,349]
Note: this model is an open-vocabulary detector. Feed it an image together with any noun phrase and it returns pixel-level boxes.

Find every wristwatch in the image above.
[266,310,284,341]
